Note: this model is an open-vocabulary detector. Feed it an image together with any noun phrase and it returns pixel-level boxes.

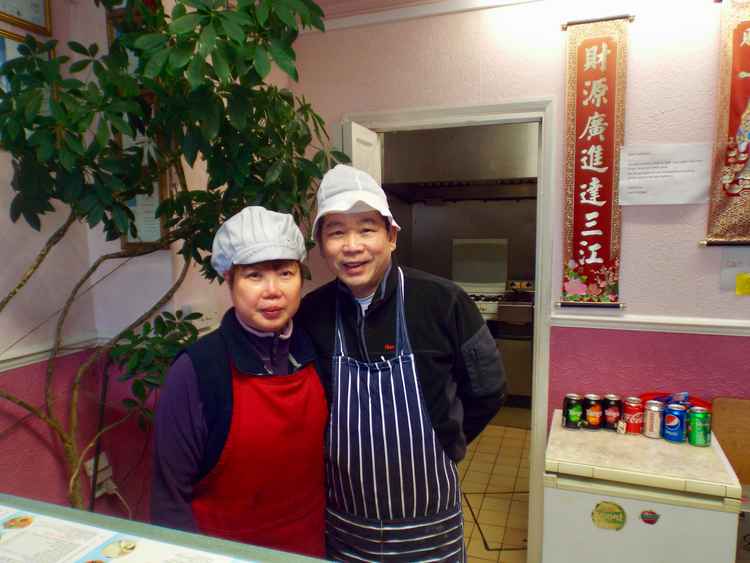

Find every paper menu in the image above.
[75,534,247,563]
[0,506,259,563]
[0,510,114,563]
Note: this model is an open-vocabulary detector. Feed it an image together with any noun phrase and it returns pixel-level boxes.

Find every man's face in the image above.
[319,210,398,298]
[228,260,302,333]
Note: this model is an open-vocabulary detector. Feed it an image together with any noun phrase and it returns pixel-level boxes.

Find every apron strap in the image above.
[334,267,413,358]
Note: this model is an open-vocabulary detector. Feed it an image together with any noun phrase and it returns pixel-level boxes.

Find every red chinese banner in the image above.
[707,2,750,244]
[562,18,629,305]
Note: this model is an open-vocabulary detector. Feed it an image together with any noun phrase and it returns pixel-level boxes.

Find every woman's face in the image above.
[228,260,302,333]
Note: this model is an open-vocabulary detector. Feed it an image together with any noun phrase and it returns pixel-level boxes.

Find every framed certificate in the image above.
[122,172,168,250]
[0,1,52,36]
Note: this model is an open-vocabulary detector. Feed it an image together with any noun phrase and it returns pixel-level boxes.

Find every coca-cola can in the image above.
[643,400,664,439]
[623,397,644,435]
[603,394,622,431]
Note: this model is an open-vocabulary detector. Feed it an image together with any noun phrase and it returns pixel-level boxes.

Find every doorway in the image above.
[339,100,555,563]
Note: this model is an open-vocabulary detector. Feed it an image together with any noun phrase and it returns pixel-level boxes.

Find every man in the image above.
[297,164,506,561]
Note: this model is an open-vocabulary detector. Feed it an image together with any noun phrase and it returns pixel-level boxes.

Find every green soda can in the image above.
[687,406,711,447]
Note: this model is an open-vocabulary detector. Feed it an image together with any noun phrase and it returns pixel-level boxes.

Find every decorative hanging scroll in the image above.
[706,1,750,245]
[561,16,631,307]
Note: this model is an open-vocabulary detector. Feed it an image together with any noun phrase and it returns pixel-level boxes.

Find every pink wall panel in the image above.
[549,327,750,422]
[0,351,152,521]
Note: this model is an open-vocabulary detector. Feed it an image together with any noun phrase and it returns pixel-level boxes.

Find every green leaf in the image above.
[9,194,23,223]
[144,49,170,78]
[68,41,89,56]
[36,142,55,162]
[187,56,206,90]
[269,39,297,81]
[181,128,201,166]
[199,96,222,140]
[265,160,283,185]
[172,2,187,19]
[254,45,270,78]
[123,398,139,409]
[155,315,167,335]
[88,43,99,57]
[60,148,76,171]
[64,133,85,156]
[228,89,249,129]
[23,210,41,231]
[86,204,104,228]
[257,0,270,26]
[109,114,134,137]
[24,94,43,122]
[169,41,194,69]
[59,169,84,203]
[184,312,203,321]
[111,205,129,234]
[132,378,147,401]
[134,33,167,51]
[169,13,204,35]
[331,150,351,164]
[95,116,109,147]
[198,20,218,57]
[274,3,297,29]
[211,46,230,84]
[218,14,245,43]
[69,59,91,73]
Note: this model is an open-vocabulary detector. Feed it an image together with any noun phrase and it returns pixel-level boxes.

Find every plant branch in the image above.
[44,231,186,416]
[0,210,76,316]
[67,255,191,447]
[67,409,134,500]
[0,388,67,441]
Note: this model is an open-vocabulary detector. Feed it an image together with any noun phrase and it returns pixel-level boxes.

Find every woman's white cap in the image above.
[312,164,401,236]
[211,206,306,278]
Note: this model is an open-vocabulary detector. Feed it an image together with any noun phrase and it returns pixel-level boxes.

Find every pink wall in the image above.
[548,327,750,421]
[0,350,151,521]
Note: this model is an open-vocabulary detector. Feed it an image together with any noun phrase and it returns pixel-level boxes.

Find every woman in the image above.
[151,206,327,558]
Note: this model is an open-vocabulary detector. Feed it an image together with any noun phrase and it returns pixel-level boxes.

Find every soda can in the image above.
[643,400,664,439]
[562,393,584,429]
[583,394,604,430]
[603,394,622,431]
[623,397,643,435]
[687,406,711,447]
[663,404,688,442]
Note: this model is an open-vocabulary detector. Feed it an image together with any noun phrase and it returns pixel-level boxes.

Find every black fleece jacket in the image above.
[297,264,506,462]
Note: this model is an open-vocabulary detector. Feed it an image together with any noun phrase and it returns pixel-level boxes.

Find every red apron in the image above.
[191,362,328,558]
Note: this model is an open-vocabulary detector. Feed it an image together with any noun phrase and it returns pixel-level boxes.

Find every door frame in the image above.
[341,98,556,563]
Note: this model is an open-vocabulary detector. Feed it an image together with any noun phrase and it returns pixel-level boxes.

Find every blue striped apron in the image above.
[326,268,465,562]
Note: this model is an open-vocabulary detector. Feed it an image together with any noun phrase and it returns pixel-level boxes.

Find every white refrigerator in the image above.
[543,410,741,563]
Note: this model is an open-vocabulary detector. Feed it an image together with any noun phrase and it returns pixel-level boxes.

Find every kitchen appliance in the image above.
[543,410,741,562]
[451,238,508,320]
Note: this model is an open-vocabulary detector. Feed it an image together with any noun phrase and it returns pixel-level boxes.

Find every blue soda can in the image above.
[663,404,687,442]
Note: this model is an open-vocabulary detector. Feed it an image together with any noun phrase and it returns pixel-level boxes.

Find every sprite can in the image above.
[687,406,711,447]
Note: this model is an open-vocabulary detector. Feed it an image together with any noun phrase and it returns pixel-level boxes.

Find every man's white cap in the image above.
[211,206,306,278]
[312,164,401,236]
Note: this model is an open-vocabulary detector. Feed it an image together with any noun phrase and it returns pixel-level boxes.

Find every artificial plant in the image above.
[0,0,347,509]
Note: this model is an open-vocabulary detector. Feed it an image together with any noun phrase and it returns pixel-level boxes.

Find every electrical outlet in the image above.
[84,452,119,499]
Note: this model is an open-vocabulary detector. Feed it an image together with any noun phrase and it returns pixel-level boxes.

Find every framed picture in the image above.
[122,171,169,250]
[0,1,51,36]
[0,28,23,92]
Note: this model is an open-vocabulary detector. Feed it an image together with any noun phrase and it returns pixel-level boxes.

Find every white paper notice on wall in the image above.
[618,143,711,205]
[720,247,750,293]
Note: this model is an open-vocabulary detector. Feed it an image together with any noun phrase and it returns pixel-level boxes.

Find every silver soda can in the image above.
[643,400,665,439]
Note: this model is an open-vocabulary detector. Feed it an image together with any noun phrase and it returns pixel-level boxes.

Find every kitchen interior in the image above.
[381,121,539,559]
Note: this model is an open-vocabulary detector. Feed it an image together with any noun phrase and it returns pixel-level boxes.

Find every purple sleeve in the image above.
[151,354,207,532]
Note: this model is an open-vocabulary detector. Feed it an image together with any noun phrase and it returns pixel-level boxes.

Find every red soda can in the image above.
[603,394,622,431]
[623,397,644,434]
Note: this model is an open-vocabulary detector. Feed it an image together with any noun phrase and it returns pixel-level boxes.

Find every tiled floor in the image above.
[460,424,530,563]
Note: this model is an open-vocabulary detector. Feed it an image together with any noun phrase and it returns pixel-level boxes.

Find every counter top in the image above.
[545,410,742,499]
[0,493,322,562]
